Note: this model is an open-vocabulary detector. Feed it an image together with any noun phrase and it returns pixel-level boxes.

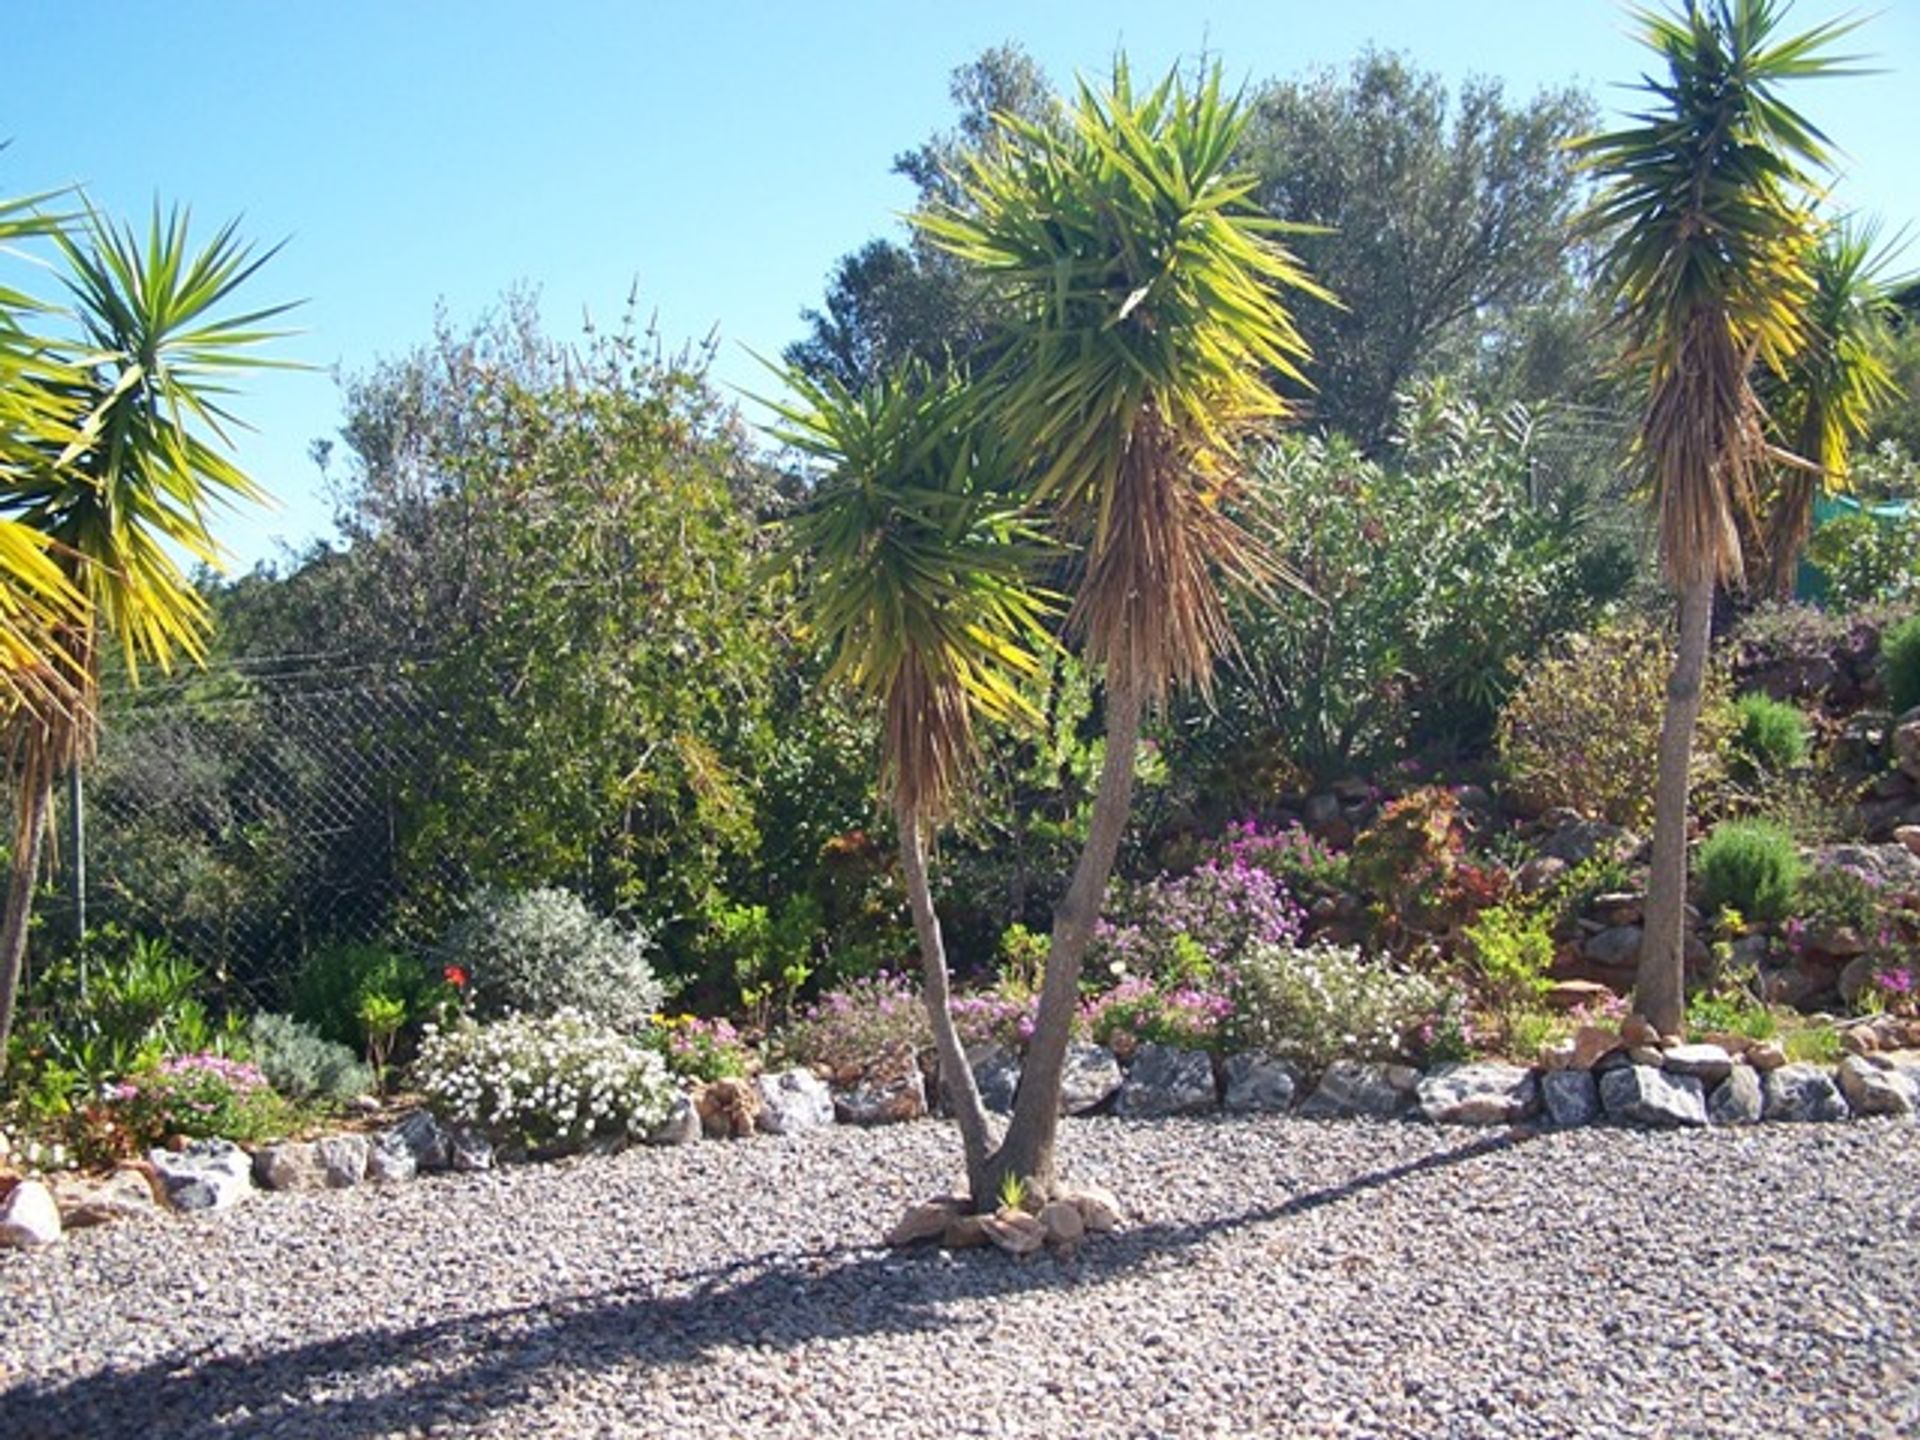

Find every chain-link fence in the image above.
[46,656,465,1006]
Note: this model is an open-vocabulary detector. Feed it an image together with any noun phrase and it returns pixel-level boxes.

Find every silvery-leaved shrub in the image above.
[438,887,663,1033]
[414,1009,675,1152]
[246,1011,374,1103]
[1229,940,1445,1076]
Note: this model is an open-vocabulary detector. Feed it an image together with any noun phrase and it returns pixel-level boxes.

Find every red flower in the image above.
[443,964,469,989]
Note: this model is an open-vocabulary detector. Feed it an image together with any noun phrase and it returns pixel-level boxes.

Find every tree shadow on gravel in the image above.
[1,1130,1516,1440]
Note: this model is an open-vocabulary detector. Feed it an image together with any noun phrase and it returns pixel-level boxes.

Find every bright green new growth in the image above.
[1697,818,1803,923]
[1730,692,1810,778]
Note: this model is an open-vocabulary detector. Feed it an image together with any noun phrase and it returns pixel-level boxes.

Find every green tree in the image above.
[1574,0,1852,1034]
[1752,218,1900,598]
[776,362,1055,1198]
[920,62,1323,1200]
[0,207,290,1068]
[1240,49,1602,447]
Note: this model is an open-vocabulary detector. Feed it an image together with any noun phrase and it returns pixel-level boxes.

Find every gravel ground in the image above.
[4,1115,1918,1439]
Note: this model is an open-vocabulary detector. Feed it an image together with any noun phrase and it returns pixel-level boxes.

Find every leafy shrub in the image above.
[1346,787,1497,934]
[776,971,930,1073]
[1498,617,1731,828]
[1685,986,1779,1042]
[1090,859,1305,985]
[1730,693,1810,779]
[692,893,821,1028]
[1793,861,1885,933]
[1185,396,1631,781]
[14,928,211,1079]
[652,1014,753,1082]
[106,1053,288,1148]
[437,888,664,1033]
[245,1012,374,1103]
[1807,506,1920,609]
[414,1010,675,1152]
[289,941,435,1051]
[1883,613,1920,716]
[1079,979,1234,1056]
[1697,820,1803,924]
[1461,904,1554,1014]
[1228,941,1446,1075]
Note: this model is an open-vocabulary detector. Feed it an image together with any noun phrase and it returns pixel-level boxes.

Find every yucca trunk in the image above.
[1637,577,1714,1036]
[985,671,1143,1203]
[0,766,55,1076]
[896,801,995,1195]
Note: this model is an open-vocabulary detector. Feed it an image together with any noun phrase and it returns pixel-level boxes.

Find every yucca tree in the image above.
[0,190,90,724]
[919,62,1324,1198]
[1574,0,1854,1034]
[0,205,292,1069]
[1752,217,1899,598]
[774,361,1056,1198]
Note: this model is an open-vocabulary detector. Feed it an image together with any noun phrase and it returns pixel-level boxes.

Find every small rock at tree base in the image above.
[645,1092,702,1146]
[1661,1044,1734,1084]
[1222,1052,1299,1113]
[316,1133,370,1188]
[1746,1040,1788,1072]
[150,1140,255,1212]
[1416,1063,1540,1125]
[981,1210,1046,1256]
[887,1198,961,1247]
[942,1213,991,1249]
[1115,1043,1217,1118]
[1058,1183,1123,1233]
[0,1178,63,1248]
[1541,1069,1599,1128]
[1708,1066,1764,1126]
[1619,1015,1660,1048]
[754,1069,836,1135]
[1039,1199,1086,1247]
[1762,1064,1851,1123]
[1599,1066,1707,1128]
[1835,1057,1917,1118]
[1059,1044,1124,1115]
[1299,1060,1417,1119]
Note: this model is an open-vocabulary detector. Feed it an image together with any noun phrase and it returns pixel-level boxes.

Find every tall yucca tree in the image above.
[0,205,292,1069]
[775,362,1056,1198]
[1574,0,1855,1034]
[919,62,1324,1198]
[1753,217,1899,597]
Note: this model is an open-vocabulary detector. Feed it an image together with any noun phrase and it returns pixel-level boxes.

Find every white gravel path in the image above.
[4,1115,1919,1438]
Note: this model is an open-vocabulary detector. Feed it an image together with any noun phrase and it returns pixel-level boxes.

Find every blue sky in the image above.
[8,1,1916,569]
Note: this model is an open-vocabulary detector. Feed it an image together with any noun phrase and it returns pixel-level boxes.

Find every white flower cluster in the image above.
[414,1008,675,1151]
[1233,940,1445,1073]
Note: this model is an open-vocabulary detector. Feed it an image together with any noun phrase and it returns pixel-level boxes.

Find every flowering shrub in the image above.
[414,1009,675,1152]
[776,972,930,1074]
[653,1014,753,1083]
[1201,820,1349,899]
[437,887,664,1034]
[1868,966,1918,1018]
[107,1053,287,1147]
[1080,978,1234,1057]
[949,988,1040,1053]
[1229,941,1446,1075]
[1091,859,1306,984]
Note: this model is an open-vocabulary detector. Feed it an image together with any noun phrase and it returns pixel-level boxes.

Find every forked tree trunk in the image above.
[1637,577,1714,1036]
[0,771,55,1077]
[896,802,996,1197]
[985,672,1143,1204]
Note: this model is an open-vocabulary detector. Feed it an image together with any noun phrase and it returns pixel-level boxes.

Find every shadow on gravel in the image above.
[2,1131,1516,1439]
